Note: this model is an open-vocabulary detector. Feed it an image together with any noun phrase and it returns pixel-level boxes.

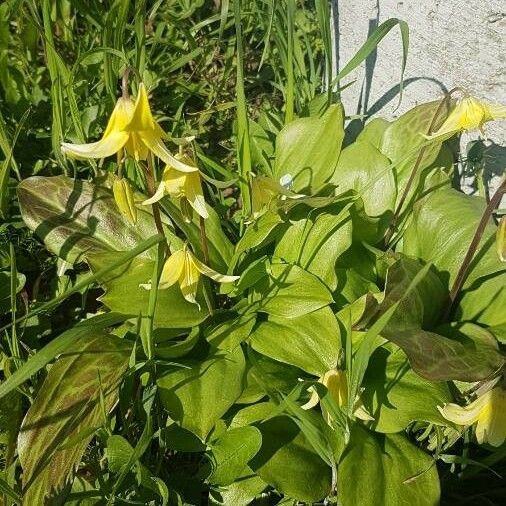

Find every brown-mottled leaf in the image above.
[17,175,164,264]
[18,333,132,504]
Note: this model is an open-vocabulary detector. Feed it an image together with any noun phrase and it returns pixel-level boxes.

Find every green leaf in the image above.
[88,254,208,329]
[158,347,246,440]
[249,307,341,375]
[249,416,331,503]
[0,312,127,401]
[18,332,131,504]
[0,271,25,313]
[274,104,344,193]
[379,101,449,192]
[338,425,440,506]
[209,470,266,506]
[207,426,262,486]
[402,188,506,326]
[274,204,353,290]
[362,346,452,433]
[17,176,163,264]
[331,140,396,217]
[250,262,333,318]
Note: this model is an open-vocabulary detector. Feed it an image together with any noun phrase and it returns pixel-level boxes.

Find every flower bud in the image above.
[497,216,506,262]
[113,178,137,225]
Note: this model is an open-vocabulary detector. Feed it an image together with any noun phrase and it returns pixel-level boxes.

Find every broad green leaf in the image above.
[338,425,440,506]
[209,470,266,506]
[378,257,504,381]
[250,262,333,318]
[0,312,127,401]
[402,188,506,326]
[207,426,262,486]
[331,140,396,217]
[249,416,331,503]
[88,254,208,328]
[362,346,452,433]
[158,347,246,440]
[249,118,275,175]
[275,204,353,290]
[274,104,344,193]
[249,307,341,375]
[206,313,257,352]
[17,176,163,264]
[233,211,286,267]
[356,117,390,149]
[18,332,131,504]
[238,353,303,404]
[380,101,450,191]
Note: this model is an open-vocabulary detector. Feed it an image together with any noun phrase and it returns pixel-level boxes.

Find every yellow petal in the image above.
[159,250,185,289]
[113,178,137,224]
[438,391,490,426]
[162,166,187,196]
[126,83,156,132]
[61,131,129,160]
[475,388,506,447]
[179,249,201,305]
[301,387,321,410]
[185,172,209,219]
[124,131,149,160]
[190,251,239,283]
[142,181,166,206]
[322,369,348,407]
[138,129,198,172]
[103,97,136,137]
[483,102,506,122]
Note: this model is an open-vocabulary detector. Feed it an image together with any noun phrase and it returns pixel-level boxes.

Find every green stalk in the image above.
[285,0,295,123]
[234,0,252,218]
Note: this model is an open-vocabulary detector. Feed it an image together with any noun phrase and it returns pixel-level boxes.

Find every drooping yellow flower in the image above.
[438,386,506,447]
[427,95,506,139]
[496,216,506,263]
[142,154,208,219]
[61,84,197,173]
[301,368,372,425]
[112,177,137,225]
[159,244,239,306]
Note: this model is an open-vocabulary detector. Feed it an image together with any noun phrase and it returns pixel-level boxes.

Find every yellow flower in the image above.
[438,386,506,447]
[497,216,506,263]
[427,95,506,139]
[301,368,373,425]
[112,177,137,225]
[142,154,208,219]
[159,244,239,306]
[61,83,197,173]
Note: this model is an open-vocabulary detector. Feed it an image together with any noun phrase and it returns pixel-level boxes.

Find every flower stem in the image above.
[145,155,165,241]
[384,89,458,246]
[444,177,506,321]
[199,216,214,315]
[121,67,131,100]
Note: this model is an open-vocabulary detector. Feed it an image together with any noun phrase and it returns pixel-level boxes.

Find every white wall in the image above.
[335,0,505,192]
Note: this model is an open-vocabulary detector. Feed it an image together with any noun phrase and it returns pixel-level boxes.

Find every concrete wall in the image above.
[335,0,505,192]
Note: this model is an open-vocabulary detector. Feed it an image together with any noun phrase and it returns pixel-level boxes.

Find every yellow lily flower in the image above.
[159,244,239,306]
[142,153,208,219]
[438,386,506,447]
[61,84,197,173]
[301,368,373,425]
[427,95,506,139]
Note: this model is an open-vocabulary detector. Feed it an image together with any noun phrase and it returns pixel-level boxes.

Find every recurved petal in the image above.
[475,388,506,446]
[438,392,490,426]
[301,387,321,410]
[180,251,201,306]
[103,97,136,137]
[484,102,506,121]
[159,250,186,289]
[142,181,166,206]
[139,130,199,172]
[61,131,129,160]
[190,252,239,283]
[185,173,209,219]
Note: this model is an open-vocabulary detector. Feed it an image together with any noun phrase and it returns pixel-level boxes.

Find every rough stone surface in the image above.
[335,0,505,192]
